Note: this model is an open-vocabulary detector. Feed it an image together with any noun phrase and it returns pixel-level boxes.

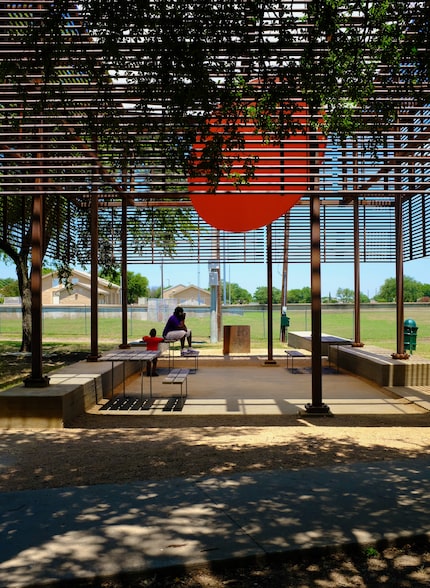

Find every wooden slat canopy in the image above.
[0,1,429,407]
[0,1,429,267]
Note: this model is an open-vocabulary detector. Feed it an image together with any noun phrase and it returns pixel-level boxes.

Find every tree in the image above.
[336,288,354,303]
[334,288,370,303]
[0,277,19,298]
[287,287,312,304]
[0,196,191,350]
[376,276,424,302]
[0,1,195,350]
[12,2,428,179]
[126,272,149,304]
[148,286,162,299]
[85,0,428,165]
[253,286,282,304]
[0,197,81,351]
[421,284,430,298]
[222,282,252,304]
[100,269,149,304]
[360,292,370,303]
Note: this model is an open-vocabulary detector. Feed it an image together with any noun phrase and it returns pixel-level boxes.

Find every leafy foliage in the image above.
[99,270,149,304]
[287,287,312,304]
[125,272,149,304]
[253,286,282,304]
[222,282,253,304]
[336,287,354,303]
[376,276,425,302]
[0,278,19,297]
[12,1,428,179]
[102,2,428,147]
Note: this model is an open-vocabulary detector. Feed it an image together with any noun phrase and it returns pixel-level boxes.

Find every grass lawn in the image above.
[0,305,428,351]
[1,305,429,389]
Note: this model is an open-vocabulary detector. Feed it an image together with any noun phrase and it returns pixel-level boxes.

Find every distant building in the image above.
[163,284,210,306]
[42,270,121,305]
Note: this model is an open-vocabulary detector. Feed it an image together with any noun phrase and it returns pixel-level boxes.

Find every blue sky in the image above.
[0,256,429,299]
[134,257,430,299]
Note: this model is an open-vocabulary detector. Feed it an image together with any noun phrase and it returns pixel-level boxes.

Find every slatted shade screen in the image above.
[0,2,429,267]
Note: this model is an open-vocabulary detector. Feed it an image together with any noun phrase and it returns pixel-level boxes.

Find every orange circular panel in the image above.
[189,103,325,232]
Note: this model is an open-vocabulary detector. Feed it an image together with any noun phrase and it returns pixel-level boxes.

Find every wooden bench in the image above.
[163,368,190,398]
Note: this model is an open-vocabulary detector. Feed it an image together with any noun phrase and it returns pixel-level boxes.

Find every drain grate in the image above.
[99,396,185,412]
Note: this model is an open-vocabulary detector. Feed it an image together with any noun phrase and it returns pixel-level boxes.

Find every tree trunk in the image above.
[0,237,32,352]
[17,258,32,352]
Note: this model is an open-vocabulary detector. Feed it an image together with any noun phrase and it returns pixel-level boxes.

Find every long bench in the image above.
[0,360,111,428]
[335,345,430,387]
[288,331,352,356]
[162,368,189,398]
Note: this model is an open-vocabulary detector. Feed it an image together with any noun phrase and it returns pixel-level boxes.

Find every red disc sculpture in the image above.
[188,102,325,232]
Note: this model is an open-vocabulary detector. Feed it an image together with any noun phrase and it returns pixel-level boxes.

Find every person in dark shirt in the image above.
[162,306,192,349]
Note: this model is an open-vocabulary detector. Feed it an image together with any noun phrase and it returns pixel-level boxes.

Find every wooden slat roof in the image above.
[0,1,429,265]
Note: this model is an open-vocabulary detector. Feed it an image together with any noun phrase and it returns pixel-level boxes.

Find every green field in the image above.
[1,304,429,357]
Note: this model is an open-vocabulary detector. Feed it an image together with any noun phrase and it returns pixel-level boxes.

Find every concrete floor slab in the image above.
[99,362,428,417]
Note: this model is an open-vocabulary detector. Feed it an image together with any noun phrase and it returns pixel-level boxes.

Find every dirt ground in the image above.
[1,348,430,586]
[1,412,430,587]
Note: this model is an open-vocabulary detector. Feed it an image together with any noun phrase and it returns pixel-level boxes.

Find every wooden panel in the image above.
[223,325,251,354]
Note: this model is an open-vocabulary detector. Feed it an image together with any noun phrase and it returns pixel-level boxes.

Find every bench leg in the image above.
[178,378,188,399]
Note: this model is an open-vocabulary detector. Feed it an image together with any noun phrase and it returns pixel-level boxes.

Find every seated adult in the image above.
[162,306,192,349]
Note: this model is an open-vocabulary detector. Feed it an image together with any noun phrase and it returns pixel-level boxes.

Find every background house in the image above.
[42,270,121,305]
[163,284,210,306]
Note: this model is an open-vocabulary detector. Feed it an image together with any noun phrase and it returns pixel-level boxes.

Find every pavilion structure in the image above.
[0,2,429,414]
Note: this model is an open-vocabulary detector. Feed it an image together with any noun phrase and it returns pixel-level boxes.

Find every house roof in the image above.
[43,269,120,291]
[54,283,114,296]
[165,284,209,295]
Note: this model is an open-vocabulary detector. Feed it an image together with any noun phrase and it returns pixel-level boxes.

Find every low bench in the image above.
[285,350,310,373]
[180,348,199,372]
[163,368,190,398]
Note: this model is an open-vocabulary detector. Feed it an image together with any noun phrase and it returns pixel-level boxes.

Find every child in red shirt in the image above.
[142,328,164,376]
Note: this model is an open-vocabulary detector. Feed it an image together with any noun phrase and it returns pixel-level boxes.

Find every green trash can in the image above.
[281,315,290,329]
[280,313,290,342]
[404,318,418,353]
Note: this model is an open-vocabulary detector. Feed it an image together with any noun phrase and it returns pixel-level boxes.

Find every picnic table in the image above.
[101,349,161,399]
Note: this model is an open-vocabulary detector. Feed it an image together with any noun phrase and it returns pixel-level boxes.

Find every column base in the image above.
[391,352,410,360]
[303,403,332,416]
[23,375,50,388]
